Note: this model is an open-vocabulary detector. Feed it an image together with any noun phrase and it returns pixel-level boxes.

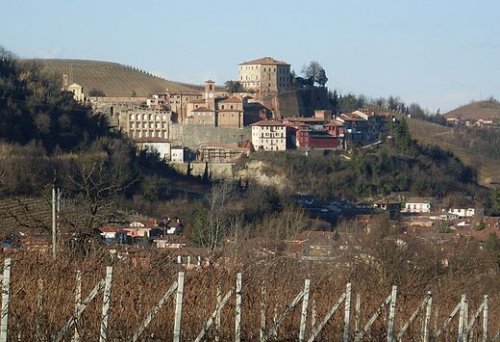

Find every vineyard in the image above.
[33,59,202,97]
[0,249,497,341]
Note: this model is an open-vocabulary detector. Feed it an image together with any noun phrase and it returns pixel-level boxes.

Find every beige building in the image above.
[168,91,203,123]
[217,97,244,128]
[67,83,85,102]
[239,57,292,95]
[126,110,171,140]
[251,120,288,151]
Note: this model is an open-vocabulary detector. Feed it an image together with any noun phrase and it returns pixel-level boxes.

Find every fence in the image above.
[0,257,498,341]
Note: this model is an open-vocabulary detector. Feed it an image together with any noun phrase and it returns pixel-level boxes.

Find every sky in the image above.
[1,0,499,112]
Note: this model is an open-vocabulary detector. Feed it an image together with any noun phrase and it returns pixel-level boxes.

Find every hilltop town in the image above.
[1,45,500,340]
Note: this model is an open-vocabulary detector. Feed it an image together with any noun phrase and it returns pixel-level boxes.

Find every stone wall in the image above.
[168,124,251,150]
[171,162,234,180]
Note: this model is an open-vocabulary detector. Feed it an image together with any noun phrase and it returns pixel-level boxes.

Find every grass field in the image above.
[33,59,202,97]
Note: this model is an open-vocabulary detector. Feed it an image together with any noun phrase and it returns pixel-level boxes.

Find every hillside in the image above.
[32,59,202,97]
[406,117,500,187]
[444,99,500,121]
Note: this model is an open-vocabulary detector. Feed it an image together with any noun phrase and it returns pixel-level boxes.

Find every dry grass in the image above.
[0,246,497,341]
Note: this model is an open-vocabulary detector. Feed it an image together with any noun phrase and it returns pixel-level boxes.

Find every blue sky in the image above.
[2,0,499,112]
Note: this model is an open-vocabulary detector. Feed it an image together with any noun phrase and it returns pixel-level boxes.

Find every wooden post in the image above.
[355,293,361,337]
[73,270,82,342]
[215,286,221,342]
[99,266,113,342]
[343,283,352,342]
[482,295,488,342]
[173,272,184,342]
[299,279,311,342]
[387,286,397,342]
[235,273,242,342]
[458,295,467,342]
[0,258,12,342]
[423,291,433,342]
[260,286,266,342]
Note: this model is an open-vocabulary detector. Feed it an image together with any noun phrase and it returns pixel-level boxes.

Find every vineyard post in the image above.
[299,279,311,342]
[482,295,488,342]
[423,291,433,342]
[458,295,467,342]
[99,266,113,342]
[73,270,82,342]
[0,258,12,342]
[215,286,221,342]
[387,286,398,342]
[235,273,242,342]
[173,272,184,342]
[343,283,352,342]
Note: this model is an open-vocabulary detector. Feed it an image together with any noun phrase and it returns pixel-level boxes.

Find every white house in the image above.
[403,197,435,213]
[447,208,481,218]
[170,146,185,162]
[251,119,288,151]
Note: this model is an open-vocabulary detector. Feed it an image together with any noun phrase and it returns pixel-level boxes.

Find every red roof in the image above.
[325,119,344,127]
[191,107,215,113]
[240,57,289,66]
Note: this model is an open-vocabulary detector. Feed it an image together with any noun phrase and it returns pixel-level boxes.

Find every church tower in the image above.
[204,80,216,110]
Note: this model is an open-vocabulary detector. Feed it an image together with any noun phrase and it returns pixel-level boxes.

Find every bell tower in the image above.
[204,80,215,110]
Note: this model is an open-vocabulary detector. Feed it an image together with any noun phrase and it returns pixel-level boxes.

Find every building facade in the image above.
[239,57,292,95]
[126,110,171,140]
[251,120,289,151]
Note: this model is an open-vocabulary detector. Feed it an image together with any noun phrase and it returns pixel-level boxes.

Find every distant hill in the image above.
[444,99,500,121]
[406,117,500,187]
[31,59,202,97]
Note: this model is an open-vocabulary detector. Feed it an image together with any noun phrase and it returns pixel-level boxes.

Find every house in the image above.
[123,220,158,238]
[170,146,185,162]
[99,226,127,244]
[167,91,203,123]
[403,197,436,213]
[324,119,345,138]
[67,83,85,102]
[251,119,294,151]
[186,107,217,126]
[373,200,401,219]
[447,208,481,218]
[295,128,342,150]
[134,138,171,160]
